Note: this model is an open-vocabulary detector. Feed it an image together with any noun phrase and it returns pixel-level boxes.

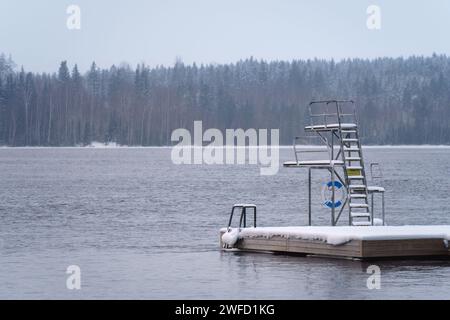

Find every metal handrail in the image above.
[293,136,330,163]
[227,204,256,231]
[370,162,383,181]
[309,100,355,105]
[308,100,357,128]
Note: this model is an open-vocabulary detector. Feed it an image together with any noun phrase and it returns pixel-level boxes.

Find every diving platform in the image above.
[283,160,344,167]
[304,122,357,132]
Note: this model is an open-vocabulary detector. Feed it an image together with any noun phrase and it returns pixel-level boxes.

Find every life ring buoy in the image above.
[321,180,345,208]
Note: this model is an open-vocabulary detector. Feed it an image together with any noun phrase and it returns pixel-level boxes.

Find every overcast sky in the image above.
[1,0,449,73]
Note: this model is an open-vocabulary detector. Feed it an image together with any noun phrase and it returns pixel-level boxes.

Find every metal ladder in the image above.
[292,99,376,226]
[339,124,372,226]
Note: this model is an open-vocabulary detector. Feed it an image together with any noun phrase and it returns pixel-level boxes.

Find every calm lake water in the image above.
[0,147,450,299]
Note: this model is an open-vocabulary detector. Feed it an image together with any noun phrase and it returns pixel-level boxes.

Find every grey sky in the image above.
[1,0,449,73]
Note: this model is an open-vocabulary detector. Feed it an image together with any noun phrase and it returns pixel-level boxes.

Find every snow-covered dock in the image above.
[219,226,450,259]
[220,102,450,260]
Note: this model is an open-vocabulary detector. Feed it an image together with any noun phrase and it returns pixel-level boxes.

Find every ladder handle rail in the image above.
[227,206,257,230]
[238,207,256,228]
[227,206,237,230]
[239,208,247,228]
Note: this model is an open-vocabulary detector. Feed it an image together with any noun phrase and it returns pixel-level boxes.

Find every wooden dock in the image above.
[219,229,450,260]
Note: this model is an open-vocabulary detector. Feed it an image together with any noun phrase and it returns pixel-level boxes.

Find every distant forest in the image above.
[1,53,450,146]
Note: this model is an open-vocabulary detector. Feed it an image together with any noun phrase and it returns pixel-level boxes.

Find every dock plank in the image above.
[361,239,448,257]
[236,236,363,258]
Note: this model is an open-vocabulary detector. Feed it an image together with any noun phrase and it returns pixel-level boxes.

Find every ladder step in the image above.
[347,166,362,170]
[344,147,360,152]
[349,193,367,198]
[350,203,369,208]
[342,138,358,142]
[348,175,364,180]
[349,185,366,189]
[341,130,357,134]
[352,221,372,226]
[346,157,361,161]
[351,212,371,218]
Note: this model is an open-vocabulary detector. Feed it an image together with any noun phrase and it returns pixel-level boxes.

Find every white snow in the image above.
[220,225,450,246]
[232,204,256,208]
[373,218,384,226]
[85,141,122,148]
[368,186,385,192]
[221,228,240,246]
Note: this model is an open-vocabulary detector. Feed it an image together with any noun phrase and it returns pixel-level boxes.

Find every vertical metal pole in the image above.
[348,196,352,226]
[331,167,335,226]
[382,192,385,226]
[371,193,374,226]
[308,168,312,226]
[331,132,334,160]
[228,207,235,230]
[239,209,243,229]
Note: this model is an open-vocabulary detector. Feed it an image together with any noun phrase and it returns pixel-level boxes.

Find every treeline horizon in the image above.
[1,53,450,146]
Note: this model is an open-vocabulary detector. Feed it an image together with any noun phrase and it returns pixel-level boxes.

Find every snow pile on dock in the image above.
[221,228,240,246]
[221,226,450,246]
